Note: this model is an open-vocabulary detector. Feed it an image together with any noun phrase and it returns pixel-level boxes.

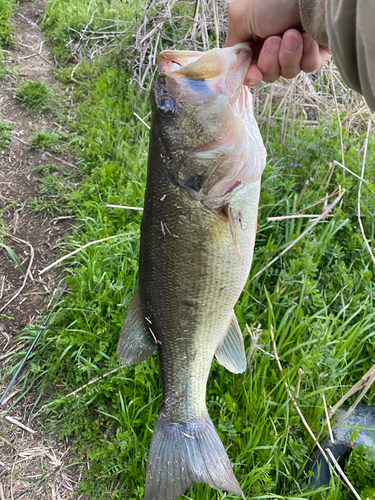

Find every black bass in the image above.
[117,43,266,500]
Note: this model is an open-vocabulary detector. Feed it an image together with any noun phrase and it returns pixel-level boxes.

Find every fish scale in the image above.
[117,43,266,500]
[140,167,259,421]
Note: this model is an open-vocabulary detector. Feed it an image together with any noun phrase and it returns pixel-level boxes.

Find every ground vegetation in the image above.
[1,1,375,499]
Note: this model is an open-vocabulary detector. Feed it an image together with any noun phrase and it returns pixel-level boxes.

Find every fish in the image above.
[117,43,266,500]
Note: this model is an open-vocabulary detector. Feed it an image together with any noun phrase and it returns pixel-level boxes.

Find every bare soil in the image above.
[0,2,84,498]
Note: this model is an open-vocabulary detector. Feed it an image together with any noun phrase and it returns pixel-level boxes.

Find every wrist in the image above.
[253,0,302,39]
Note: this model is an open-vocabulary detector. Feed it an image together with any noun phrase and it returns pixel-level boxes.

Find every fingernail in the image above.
[245,79,258,87]
[265,37,281,58]
[284,33,301,54]
[303,34,313,54]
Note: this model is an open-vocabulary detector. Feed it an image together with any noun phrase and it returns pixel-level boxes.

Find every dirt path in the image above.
[0,2,83,498]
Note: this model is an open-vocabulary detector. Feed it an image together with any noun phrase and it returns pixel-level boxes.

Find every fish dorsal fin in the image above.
[215,311,246,373]
[117,288,157,366]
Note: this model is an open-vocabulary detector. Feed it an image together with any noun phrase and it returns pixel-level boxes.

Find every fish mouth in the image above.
[156,44,266,206]
[157,43,252,97]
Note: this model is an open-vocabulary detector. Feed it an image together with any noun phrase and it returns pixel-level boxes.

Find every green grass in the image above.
[0,208,23,272]
[15,80,54,113]
[0,0,16,48]
[0,119,14,149]
[343,444,375,498]
[41,0,138,64]
[29,164,76,217]
[29,128,70,151]
[4,1,375,499]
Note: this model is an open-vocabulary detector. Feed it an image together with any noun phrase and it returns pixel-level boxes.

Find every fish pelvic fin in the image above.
[215,311,247,373]
[145,413,245,500]
[117,288,157,366]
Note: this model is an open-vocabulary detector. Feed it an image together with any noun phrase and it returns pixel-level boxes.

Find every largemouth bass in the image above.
[117,43,266,499]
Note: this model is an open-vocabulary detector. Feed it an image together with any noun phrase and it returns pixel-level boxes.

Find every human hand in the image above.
[225,0,331,86]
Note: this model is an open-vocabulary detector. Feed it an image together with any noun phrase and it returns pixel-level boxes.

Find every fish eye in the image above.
[158,98,176,116]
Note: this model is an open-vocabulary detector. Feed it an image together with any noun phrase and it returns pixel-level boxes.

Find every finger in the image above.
[318,45,332,66]
[300,34,320,73]
[244,62,263,87]
[301,34,332,73]
[257,36,281,83]
[279,29,303,79]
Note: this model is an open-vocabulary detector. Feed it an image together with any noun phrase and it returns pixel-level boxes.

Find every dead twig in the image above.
[39,234,127,275]
[331,368,375,431]
[253,188,345,279]
[0,344,25,361]
[0,236,34,315]
[357,119,375,267]
[297,187,340,214]
[133,112,151,130]
[267,214,333,222]
[13,135,77,169]
[106,204,143,210]
[295,368,303,399]
[5,416,36,435]
[329,61,345,179]
[327,364,375,420]
[322,394,334,443]
[326,449,361,500]
[246,323,262,363]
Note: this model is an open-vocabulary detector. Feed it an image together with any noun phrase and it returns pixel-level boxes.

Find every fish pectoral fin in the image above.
[117,288,157,366]
[215,310,246,373]
[225,204,243,264]
[145,414,245,500]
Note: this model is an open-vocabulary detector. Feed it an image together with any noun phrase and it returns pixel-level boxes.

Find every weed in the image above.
[28,166,75,217]
[29,128,69,151]
[0,62,15,78]
[0,0,16,48]
[0,212,23,271]
[342,444,375,498]
[28,197,61,217]
[33,161,65,175]
[0,120,14,149]
[15,81,54,113]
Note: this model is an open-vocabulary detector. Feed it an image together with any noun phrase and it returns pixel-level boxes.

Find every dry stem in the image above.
[357,119,375,267]
[0,236,34,314]
[39,234,127,275]
[253,188,345,279]
[326,449,361,500]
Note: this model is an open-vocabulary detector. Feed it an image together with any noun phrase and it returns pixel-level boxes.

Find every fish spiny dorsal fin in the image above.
[117,288,157,366]
[145,414,245,500]
[215,310,246,374]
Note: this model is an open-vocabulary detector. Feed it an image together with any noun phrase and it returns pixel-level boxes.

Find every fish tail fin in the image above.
[145,413,245,500]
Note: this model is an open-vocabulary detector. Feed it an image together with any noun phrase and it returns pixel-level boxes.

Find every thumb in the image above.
[225,0,254,47]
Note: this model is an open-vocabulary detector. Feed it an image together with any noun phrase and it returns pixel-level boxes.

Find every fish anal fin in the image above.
[145,414,245,500]
[215,311,246,374]
[117,288,157,366]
